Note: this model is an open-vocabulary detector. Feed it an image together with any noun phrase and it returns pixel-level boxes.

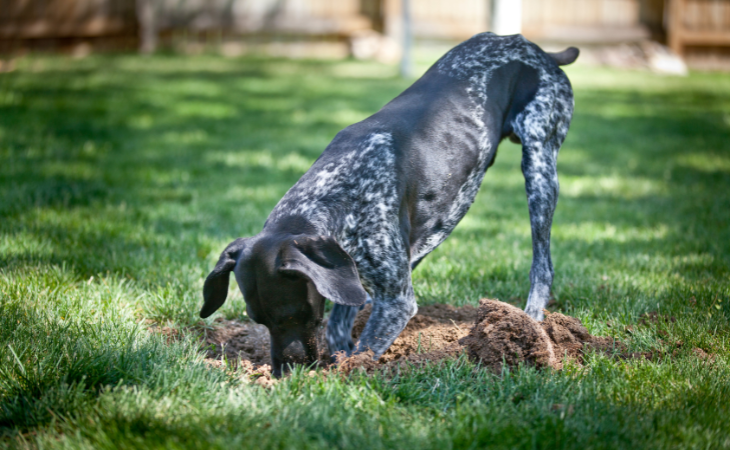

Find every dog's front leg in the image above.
[356,284,417,359]
[326,304,360,356]
[326,296,372,358]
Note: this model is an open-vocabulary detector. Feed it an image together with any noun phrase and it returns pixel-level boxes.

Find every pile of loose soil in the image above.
[184,298,709,379]
[201,303,477,367]
[350,303,477,363]
[199,303,477,378]
[337,299,625,374]
[459,299,623,372]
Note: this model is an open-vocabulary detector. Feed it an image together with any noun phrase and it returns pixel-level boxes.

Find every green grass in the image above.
[1,51,729,449]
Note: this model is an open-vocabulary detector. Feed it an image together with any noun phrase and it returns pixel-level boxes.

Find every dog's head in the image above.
[200,233,367,377]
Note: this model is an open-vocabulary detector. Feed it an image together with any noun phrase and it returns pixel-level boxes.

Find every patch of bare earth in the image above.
[191,318,276,385]
[338,299,628,374]
[148,320,280,386]
[202,317,271,364]
[151,299,712,380]
[350,303,476,363]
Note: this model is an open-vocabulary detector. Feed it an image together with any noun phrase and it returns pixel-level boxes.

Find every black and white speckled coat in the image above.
[200,32,578,377]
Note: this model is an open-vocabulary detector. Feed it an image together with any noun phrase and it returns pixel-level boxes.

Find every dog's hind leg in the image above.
[520,137,558,321]
[515,76,573,321]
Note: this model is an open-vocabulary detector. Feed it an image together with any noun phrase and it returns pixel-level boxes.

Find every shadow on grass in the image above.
[1,57,730,446]
[0,55,728,302]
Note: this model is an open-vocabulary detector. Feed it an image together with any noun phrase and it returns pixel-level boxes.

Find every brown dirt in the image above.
[458,299,627,372]
[161,299,702,379]
[459,300,561,371]
[202,317,272,364]
[204,357,278,387]
[692,347,714,361]
[350,303,475,363]
[199,318,280,385]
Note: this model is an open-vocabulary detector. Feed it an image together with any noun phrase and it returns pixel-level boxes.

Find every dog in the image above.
[200,33,579,377]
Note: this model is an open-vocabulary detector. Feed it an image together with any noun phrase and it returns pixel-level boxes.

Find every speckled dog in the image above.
[200,33,579,377]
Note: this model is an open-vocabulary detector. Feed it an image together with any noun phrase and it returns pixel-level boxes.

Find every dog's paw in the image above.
[524,305,545,322]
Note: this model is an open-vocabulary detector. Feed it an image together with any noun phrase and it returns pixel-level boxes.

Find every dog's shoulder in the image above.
[267,128,399,228]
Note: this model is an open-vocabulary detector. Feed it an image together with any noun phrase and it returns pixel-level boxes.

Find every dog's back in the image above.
[268,33,574,275]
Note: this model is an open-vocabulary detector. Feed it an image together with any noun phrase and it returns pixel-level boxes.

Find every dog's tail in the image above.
[547,47,580,66]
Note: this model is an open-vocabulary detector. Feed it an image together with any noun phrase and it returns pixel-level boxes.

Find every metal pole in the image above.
[400,0,413,78]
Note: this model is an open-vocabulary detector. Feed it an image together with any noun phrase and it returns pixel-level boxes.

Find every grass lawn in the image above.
[1,50,729,449]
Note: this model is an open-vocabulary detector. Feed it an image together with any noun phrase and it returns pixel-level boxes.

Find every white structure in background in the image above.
[491,0,522,36]
[400,0,413,78]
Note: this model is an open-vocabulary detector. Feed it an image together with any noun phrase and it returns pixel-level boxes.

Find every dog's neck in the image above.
[264,214,319,236]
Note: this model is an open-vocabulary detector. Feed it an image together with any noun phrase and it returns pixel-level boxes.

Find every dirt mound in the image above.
[459,300,560,371]
[351,303,473,363]
[198,303,477,377]
[190,299,657,378]
[459,299,625,372]
[340,299,630,374]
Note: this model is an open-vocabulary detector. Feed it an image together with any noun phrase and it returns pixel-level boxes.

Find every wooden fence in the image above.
[408,0,489,40]
[521,0,651,42]
[668,0,730,55]
[149,0,370,36]
[2,0,730,60]
[0,0,136,39]
[2,0,655,44]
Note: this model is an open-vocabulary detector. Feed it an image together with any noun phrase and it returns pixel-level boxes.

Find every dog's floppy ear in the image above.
[201,238,249,318]
[279,236,367,307]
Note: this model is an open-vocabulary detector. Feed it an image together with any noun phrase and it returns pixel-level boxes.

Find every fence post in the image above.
[136,0,158,54]
[667,0,684,56]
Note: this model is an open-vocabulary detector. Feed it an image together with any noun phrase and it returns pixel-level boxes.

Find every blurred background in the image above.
[1,0,730,72]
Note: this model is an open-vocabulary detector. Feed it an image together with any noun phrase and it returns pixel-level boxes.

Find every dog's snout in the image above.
[270,330,318,378]
[281,339,307,363]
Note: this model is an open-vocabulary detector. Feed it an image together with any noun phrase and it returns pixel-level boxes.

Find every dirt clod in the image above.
[334,350,379,374]
[459,299,627,372]
[692,347,714,361]
[203,358,278,387]
[460,300,560,371]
